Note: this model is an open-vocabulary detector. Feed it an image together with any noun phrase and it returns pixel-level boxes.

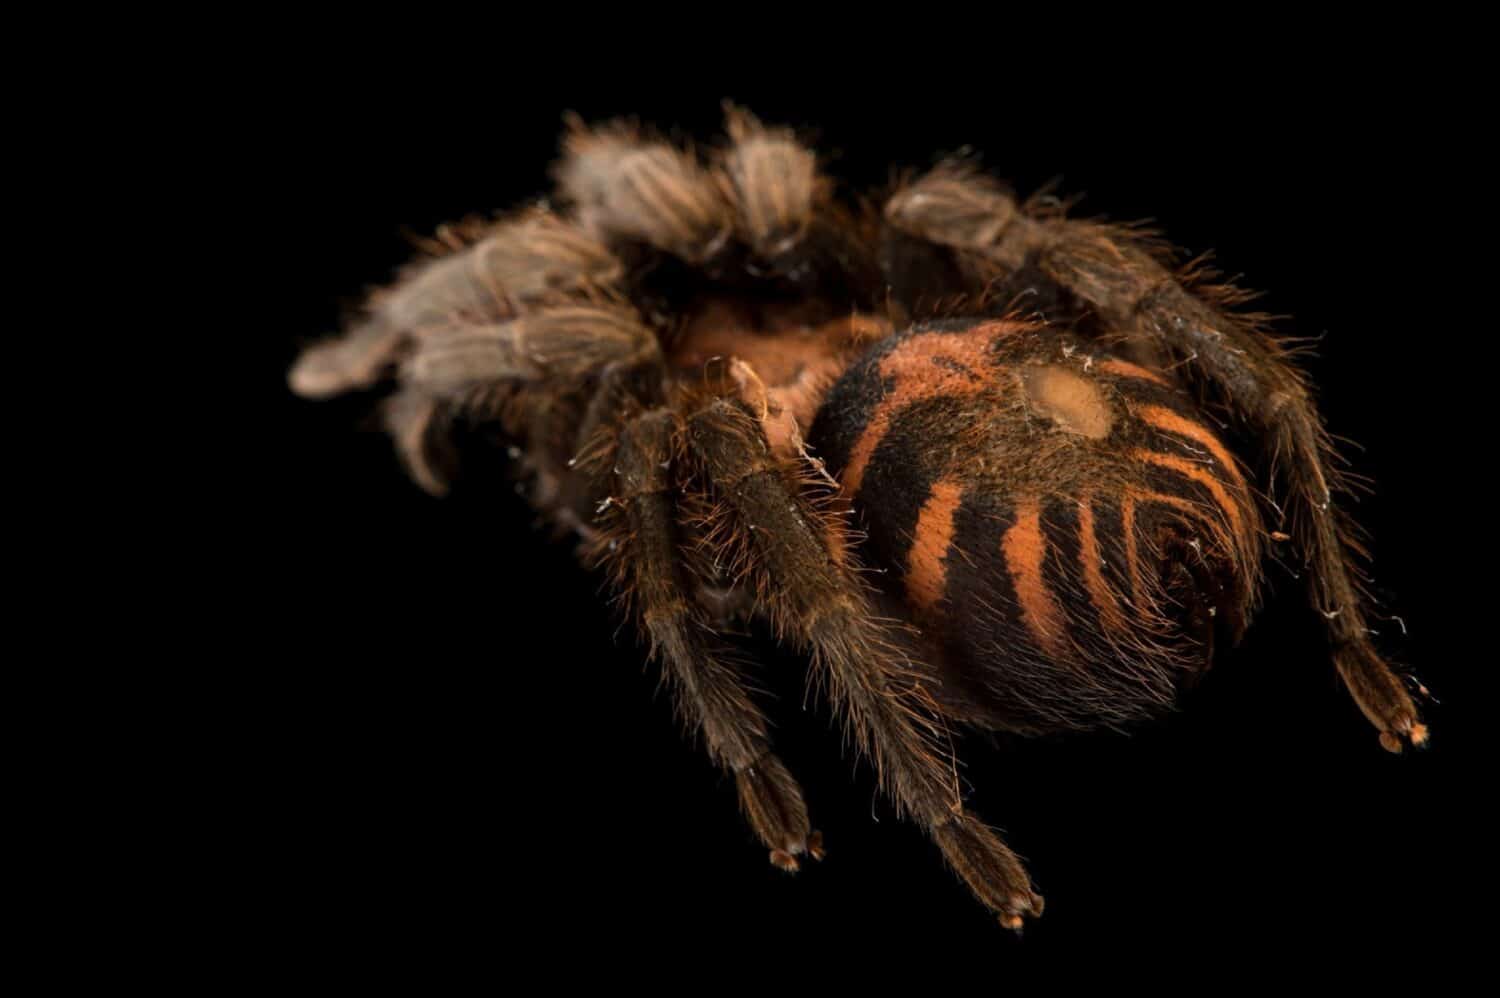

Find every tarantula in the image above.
[290,108,1426,929]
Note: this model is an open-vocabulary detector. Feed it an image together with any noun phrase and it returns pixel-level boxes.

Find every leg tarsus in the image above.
[735,751,819,868]
[933,813,1044,930]
[1336,641,1424,751]
[769,849,800,873]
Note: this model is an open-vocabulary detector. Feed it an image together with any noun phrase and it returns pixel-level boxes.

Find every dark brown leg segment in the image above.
[613,408,820,868]
[685,397,1042,928]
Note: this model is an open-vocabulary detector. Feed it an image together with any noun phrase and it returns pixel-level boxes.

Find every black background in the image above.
[243,40,1482,978]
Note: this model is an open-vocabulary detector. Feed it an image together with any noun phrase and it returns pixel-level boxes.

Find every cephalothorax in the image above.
[291,108,1426,929]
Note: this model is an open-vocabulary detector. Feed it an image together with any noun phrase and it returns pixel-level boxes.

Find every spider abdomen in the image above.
[810,318,1265,733]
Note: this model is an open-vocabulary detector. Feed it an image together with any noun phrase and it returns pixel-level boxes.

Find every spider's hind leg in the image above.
[1034,220,1425,751]
[884,168,1425,750]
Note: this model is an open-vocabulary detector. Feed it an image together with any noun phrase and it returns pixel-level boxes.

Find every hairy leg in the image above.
[885,167,1424,751]
[557,117,735,264]
[381,390,455,497]
[289,209,631,496]
[685,396,1043,928]
[294,208,820,862]
[611,408,819,869]
[290,210,621,397]
[555,107,881,303]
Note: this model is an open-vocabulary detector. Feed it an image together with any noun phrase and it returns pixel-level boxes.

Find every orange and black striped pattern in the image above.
[809,318,1263,733]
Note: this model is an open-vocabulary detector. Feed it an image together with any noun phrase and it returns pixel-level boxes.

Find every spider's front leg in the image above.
[289,209,626,496]
[607,408,822,871]
[684,397,1043,929]
[886,169,1425,752]
[392,315,826,870]
[394,318,827,867]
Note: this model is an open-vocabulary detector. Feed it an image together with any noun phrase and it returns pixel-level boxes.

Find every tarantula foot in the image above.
[997,890,1044,933]
[737,754,816,870]
[995,891,1044,933]
[1379,720,1430,754]
[768,830,825,872]
[770,849,800,873]
[1334,643,1425,754]
[933,814,1044,931]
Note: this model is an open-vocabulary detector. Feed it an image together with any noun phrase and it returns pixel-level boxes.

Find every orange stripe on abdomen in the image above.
[1077,495,1126,632]
[905,479,962,614]
[1001,498,1066,656]
[1134,404,1251,499]
[1131,449,1249,559]
[1119,485,1231,618]
[1098,358,1168,385]
[841,324,1018,495]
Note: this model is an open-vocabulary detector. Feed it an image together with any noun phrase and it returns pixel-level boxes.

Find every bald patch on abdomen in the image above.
[1022,364,1113,439]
